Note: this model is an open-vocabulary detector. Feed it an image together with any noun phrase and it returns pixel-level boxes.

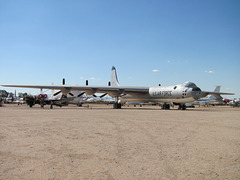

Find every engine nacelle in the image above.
[37,94,48,99]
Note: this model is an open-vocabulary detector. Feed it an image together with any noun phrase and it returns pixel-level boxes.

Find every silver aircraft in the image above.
[1,66,234,110]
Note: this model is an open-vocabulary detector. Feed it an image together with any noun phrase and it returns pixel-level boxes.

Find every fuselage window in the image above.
[174,86,177,89]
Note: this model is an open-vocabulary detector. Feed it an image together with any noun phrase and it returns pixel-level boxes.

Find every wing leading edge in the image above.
[1,84,149,96]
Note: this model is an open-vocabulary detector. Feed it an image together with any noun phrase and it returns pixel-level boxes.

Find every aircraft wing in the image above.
[50,97,75,102]
[1,84,149,96]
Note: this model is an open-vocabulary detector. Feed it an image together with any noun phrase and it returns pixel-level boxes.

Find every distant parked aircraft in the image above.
[229,98,240,107]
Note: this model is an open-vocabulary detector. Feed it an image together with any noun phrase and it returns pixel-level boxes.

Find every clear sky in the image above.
[0,0,239,98]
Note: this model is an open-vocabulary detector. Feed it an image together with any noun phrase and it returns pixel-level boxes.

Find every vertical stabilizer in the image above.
[111,66,120,86]
[214,86,221,92]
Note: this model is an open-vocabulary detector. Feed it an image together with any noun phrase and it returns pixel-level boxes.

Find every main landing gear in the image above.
[178,104,186,110]
[162,103,170,110]
[113,102,122,109]
[113,96,122,109]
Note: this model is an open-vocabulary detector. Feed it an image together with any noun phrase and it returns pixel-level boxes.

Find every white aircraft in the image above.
[229,98,240,107]
[1,66,234,110]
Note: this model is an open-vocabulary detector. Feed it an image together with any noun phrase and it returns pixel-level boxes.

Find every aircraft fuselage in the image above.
[120,83,199,104]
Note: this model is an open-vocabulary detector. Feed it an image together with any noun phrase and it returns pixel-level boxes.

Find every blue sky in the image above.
[0,0,239,98]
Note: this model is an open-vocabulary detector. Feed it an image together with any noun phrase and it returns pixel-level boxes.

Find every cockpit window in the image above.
[173,86,177,89]
[184,82,197,88]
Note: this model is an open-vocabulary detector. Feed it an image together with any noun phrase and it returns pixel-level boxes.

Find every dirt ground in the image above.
[0,104,239,180]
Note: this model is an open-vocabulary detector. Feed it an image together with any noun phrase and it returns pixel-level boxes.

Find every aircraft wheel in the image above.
[162,103,170,110]
[118,103,122,109]
[178,104,186,110]
[113,103,122,109]
[182,104,186,110]
[166,104,170,109]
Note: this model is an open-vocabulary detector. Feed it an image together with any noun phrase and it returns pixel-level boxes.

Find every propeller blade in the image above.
[68,92,74,96]
[53,91,61,96]
[120,94,126,97]
[100,93,107,98]
[77,92,85,97]
[63,78,65,85]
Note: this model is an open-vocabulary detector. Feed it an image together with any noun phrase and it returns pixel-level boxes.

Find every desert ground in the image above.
[0,104,239,180]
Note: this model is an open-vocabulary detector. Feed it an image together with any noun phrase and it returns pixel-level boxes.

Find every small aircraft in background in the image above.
[229,98,240,107]
[25,91,75,108]
[25,79,87,108]
[3,90,25,105]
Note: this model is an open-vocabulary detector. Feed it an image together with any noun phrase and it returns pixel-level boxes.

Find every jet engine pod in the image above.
[191,87,202,100]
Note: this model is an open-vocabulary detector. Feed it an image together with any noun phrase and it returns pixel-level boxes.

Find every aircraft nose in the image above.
[191,87,202,100]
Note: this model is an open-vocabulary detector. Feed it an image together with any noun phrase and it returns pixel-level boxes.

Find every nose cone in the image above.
[191,87,202,100]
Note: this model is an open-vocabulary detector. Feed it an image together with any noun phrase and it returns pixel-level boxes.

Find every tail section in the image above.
[214,86,221,92]
[111,66,120,86]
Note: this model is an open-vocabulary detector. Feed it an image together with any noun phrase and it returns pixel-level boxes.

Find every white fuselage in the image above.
[120,83,197,104]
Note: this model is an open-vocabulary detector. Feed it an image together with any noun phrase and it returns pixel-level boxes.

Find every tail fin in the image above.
[214,86,221,92]
[111,66,120,86]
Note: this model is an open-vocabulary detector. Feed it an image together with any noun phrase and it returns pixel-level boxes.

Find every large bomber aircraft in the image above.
[1,66,234,110]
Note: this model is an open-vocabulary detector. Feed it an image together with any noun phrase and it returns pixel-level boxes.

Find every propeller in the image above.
[77,92,85,97]
[53,78,74,97]
[68,92,74,96]
[54,91,62,96]
[99,82,111,98]
[100,93,108,98]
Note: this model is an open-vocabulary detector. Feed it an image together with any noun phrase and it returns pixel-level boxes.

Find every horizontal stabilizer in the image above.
[200,91,234,98]
[211,94,223,103]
